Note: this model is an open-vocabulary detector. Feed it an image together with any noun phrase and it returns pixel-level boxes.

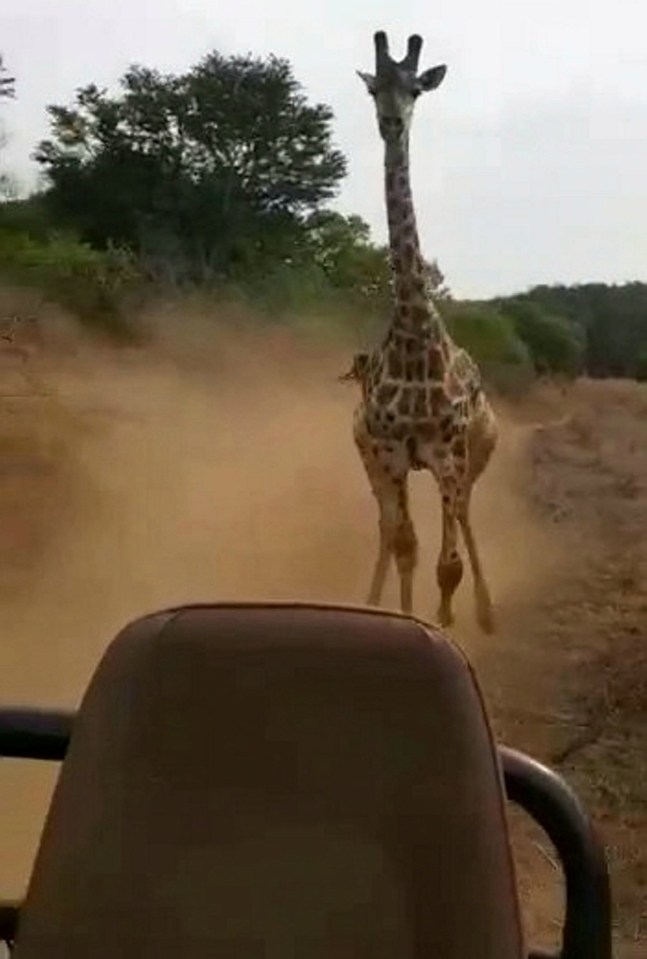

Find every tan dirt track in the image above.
[0,310,644,955]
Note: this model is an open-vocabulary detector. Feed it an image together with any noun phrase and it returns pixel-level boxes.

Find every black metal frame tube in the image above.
[0,708,72,761]
[500,747,612,959]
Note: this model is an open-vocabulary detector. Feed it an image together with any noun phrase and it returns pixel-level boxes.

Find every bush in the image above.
[0,195,52,240]
[635,348,647,382]
[0,227,143,335]
[441,300,530,366]
[496,298,584,377]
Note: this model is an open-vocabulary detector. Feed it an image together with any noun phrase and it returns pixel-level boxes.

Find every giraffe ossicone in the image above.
[345,30,498,633]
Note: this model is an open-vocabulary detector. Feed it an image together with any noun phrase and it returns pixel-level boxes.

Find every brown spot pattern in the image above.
[413,388,427,416]
[452,437,467,458]
[417,422,437,441]
[377,383,398,404]
[397,389,412,416]
[388,351,404,378]
[402,245,414,270]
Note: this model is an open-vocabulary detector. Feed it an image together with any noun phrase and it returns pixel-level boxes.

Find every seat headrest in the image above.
[14,603,524,959]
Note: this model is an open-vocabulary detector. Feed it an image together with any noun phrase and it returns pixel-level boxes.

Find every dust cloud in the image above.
[0,309,560,896]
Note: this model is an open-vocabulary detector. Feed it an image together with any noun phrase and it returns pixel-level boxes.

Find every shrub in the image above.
[441,300,530,366]
[496,297,585,377]
[0,227,143,335]
[635,348,647,382]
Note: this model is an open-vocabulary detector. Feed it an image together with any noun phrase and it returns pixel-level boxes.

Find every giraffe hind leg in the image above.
[458,493,495,634]
[391,478,417,613]
[356,433,417,613]
[367,522,391,608]
[366,475,417,614]
[436,492,463,628]
[463,412,498,632]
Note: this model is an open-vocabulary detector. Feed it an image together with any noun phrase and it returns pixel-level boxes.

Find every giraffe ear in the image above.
[357,70,377,94]
[417,64,447,92]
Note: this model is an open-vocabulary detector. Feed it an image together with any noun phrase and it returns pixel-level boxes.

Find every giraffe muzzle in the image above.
[379,116,404,140]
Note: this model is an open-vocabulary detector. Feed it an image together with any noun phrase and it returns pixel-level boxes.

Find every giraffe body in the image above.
[348,31,498,632]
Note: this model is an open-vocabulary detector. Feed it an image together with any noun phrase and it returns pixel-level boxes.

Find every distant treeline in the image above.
[0,49,645,382]
[490,284,647,381]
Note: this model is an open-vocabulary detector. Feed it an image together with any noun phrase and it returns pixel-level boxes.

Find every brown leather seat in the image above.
[13,603,525,958]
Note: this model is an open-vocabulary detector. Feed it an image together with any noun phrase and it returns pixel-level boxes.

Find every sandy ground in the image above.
[0,309,644,955]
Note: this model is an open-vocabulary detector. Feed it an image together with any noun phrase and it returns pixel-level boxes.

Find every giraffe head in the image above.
[358,32,447,147]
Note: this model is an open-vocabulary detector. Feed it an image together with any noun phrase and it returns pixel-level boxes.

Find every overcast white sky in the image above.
[3,0,647,297]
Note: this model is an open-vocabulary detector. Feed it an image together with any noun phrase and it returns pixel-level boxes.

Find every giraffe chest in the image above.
[357,380,468,444]
[355,335,474,443]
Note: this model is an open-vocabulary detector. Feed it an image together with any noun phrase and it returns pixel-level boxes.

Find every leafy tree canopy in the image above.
[495,297,585,377]
[495,283,647,379]
[34,52,346,281]
[0,56,15,100]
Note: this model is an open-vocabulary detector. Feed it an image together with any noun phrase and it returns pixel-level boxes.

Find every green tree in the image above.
[442,300,529,365]
[496,297,584,376]
[0,56,14,100]
[0,55,16,199]
[501,282,647,378]
[634,347,647,382]
[34,53,346,283]
[301,210,390,307]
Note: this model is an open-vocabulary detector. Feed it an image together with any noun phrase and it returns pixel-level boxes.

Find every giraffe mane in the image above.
[338,352,370,383]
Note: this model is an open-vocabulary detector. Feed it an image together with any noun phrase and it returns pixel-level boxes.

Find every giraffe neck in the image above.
[384,141,446,340]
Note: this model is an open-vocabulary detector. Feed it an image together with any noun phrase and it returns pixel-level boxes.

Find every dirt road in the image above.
[0,318,644,954]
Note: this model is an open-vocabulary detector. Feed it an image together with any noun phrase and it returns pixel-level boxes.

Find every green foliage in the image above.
[34,54,346,284]
[5,42,643,387]
[433,299,533,395]
[495,297,584,377]
[300,210,391,308]
[0,195,52,238]
[635,348,647,382]
[442,300,530,365]
[0,227,142,335]
[498,283,647,379]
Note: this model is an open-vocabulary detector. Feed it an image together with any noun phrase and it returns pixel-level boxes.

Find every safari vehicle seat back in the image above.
[13,603,525,958]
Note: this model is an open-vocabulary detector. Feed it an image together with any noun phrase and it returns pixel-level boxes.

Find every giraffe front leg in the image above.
[366,498,392,608]
[426,448,468,630]
[436,482,463,628]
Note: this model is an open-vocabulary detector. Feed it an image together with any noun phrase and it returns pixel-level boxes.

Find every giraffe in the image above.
[347,30,498,633]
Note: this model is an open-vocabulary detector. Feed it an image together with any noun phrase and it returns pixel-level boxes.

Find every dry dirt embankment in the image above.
[0,314,644,954]
[478,379,647,957]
